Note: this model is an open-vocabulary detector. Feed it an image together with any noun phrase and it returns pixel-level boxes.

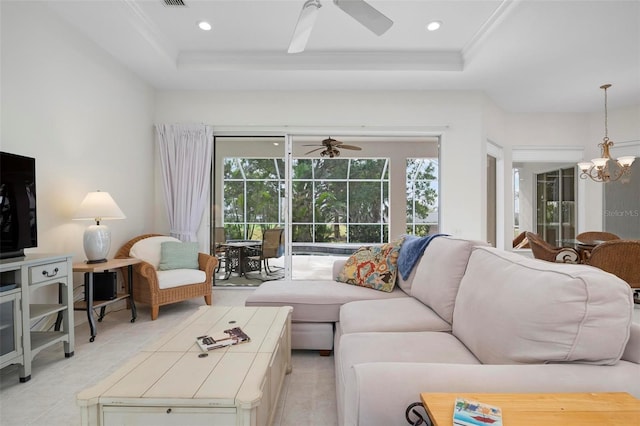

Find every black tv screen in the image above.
[0,152,38,259]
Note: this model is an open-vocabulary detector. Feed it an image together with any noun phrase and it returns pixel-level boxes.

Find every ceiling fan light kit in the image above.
[288,0,393,54]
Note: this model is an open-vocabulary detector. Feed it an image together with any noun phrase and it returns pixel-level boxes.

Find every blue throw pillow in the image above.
[158,242,199,270]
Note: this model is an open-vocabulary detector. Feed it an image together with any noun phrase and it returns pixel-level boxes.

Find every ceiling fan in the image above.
[304,137,363,158]
[288,0,393,53]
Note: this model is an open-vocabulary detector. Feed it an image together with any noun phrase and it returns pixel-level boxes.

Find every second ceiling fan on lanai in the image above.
[304,137,362,158]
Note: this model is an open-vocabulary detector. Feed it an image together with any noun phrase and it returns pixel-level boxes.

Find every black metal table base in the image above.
[85,264,137,342]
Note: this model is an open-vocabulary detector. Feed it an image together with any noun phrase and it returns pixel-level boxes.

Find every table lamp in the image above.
[73,191,126,263]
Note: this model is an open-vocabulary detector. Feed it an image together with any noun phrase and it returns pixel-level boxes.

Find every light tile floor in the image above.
[0,288,338,426]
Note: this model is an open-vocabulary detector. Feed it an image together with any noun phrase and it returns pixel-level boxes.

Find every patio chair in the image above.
[247,228,284,275]
[587,240,640,289]
[214,227,227,273]
[115,234,216,320]
[525,232,579,263]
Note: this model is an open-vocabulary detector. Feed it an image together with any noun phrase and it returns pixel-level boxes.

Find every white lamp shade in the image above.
[617,156,636,167]
[73,191,126,222]
[591,157,609,168]
[577,162,592,172]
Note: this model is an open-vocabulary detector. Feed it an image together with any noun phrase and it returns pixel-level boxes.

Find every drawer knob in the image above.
[42,267,59,278]
[166,408,172,414]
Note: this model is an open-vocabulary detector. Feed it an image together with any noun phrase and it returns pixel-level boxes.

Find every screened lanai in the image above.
[211,135,439,286]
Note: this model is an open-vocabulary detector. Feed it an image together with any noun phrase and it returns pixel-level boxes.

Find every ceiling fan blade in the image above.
[333,0,393,36]
[288,0,322,54]
[305,147,325,155]
[340,144,362,150]
[302,144,323,146]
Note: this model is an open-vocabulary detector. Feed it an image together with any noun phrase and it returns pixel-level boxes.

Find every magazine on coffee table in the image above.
[453,397,502,426]
[196,327,251,351]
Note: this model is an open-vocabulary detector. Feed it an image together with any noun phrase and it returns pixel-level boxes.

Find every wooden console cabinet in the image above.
[0,254,75,382]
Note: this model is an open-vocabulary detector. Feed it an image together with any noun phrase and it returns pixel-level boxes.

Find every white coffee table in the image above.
[77,305,292,426]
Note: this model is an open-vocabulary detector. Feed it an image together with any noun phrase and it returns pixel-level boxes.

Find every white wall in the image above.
[1,3,156,308]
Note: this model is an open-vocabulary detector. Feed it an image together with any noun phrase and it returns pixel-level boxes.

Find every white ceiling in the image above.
[44,0,640,113]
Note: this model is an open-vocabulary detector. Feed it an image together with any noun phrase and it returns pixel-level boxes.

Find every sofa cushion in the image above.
[129,236,182,270]
[245,280,409,322]
[453,246,633,365]
[339,298,451,334]
[158,241,199,271]
[337,331,481,391]
[410,236,485,324]
[336,239,403,292]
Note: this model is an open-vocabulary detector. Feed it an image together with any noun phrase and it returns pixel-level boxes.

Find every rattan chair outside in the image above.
[576,231,621,243]
[115,234,216,320]
[525,232,580,263]
[588,240,640,289]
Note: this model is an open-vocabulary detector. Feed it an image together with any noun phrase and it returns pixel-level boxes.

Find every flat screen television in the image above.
[0,152,38,259]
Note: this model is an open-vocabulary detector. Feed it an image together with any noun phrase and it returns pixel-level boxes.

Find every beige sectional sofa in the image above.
[245,260,413,352]
[246,236,640,426]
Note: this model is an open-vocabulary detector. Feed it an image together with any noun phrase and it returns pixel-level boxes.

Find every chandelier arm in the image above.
[579,163,630,183]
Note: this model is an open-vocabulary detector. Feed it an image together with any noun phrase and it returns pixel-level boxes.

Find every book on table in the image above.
[196,327,251,351]
[453,397,502,426]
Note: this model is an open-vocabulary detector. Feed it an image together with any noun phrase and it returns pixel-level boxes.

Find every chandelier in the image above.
[578,84,635,183]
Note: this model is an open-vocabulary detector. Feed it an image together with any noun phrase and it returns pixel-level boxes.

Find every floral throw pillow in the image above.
[336,238,404,292]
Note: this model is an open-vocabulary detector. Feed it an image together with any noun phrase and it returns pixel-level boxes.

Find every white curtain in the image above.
[155,124,213,242]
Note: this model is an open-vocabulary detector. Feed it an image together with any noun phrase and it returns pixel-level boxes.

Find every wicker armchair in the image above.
[576,231,620,243]
[588,240,640,289]
[115,234,216,320]
[512,231,530,249]
[525,232,579,263]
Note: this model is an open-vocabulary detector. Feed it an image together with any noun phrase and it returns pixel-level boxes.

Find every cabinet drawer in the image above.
[102,406,236,426]
[30,262,68,284]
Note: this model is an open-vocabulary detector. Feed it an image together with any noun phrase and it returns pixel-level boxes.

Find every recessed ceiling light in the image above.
[426,21,441,32]
[198,21,212,31]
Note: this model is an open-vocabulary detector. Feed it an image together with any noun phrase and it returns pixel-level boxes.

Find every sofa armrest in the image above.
[135,260,156,280]
[343,362,640,426]
[332,259,347,279]
[622,323,640,363]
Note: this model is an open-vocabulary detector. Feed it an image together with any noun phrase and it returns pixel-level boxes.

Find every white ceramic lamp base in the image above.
[83,224,111,264]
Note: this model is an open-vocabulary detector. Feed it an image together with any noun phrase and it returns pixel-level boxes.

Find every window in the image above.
[223,157,391,244]
[406,158,439,236]
[292,158,389,244]
[222,158,284,240]
[535,166,576,244]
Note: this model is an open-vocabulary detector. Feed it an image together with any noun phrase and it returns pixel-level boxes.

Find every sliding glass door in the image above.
[213,134,439,286]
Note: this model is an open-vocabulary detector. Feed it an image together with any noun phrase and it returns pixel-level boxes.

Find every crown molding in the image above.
[178,50,463,71]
